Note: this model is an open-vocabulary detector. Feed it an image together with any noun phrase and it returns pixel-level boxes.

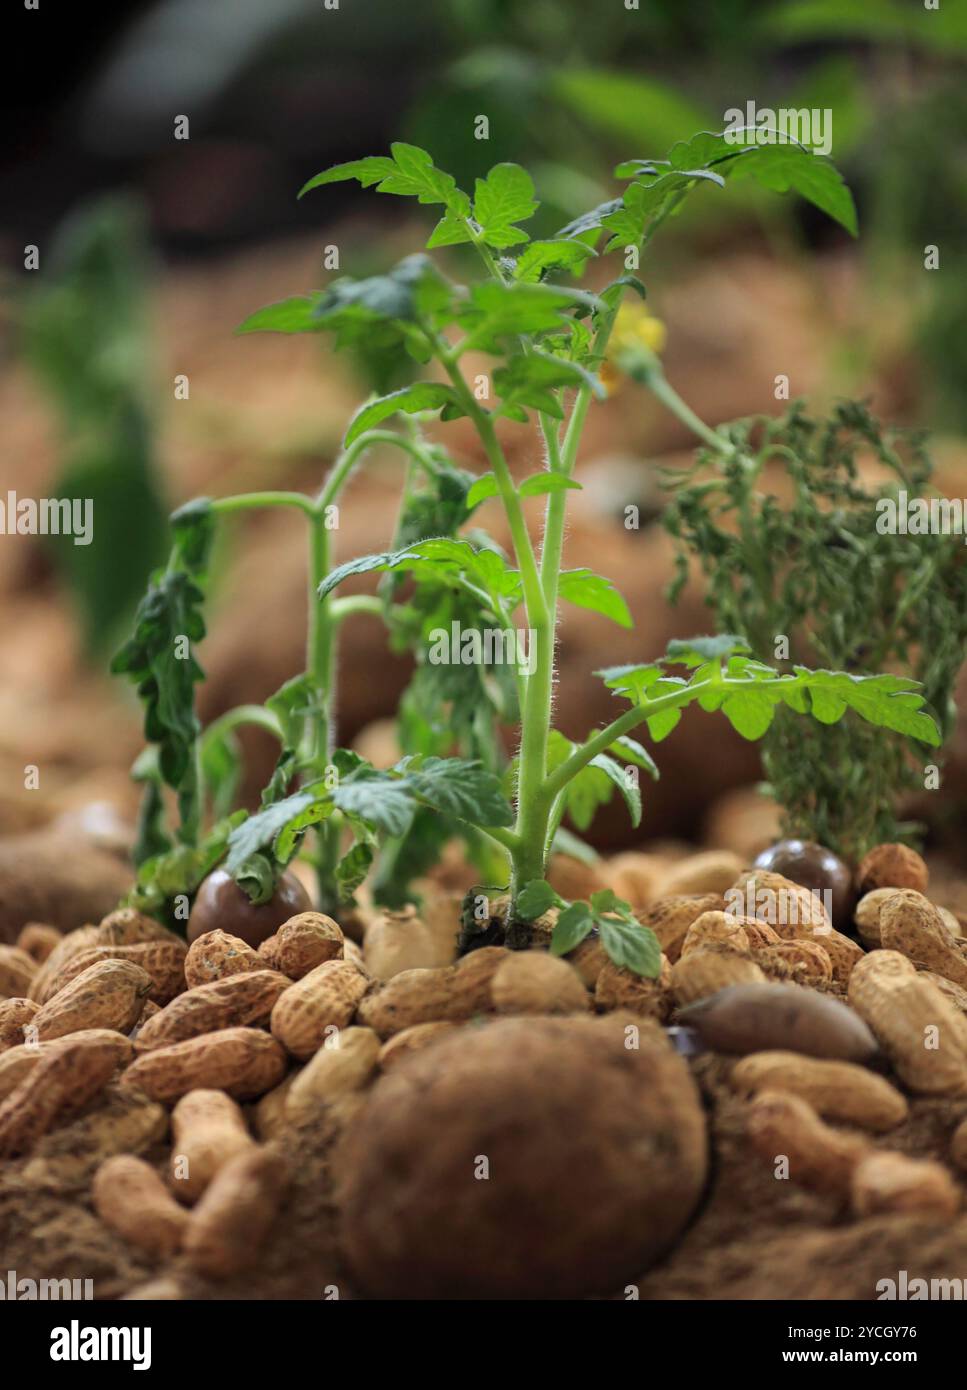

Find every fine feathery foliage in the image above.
[663,402,967,858]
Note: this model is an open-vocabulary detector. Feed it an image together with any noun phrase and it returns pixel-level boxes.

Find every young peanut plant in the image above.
[214,134,939,972]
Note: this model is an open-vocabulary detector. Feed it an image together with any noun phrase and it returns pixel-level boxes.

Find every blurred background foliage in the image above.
[3,0,966,652]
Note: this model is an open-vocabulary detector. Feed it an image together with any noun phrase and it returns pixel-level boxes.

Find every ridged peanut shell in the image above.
[730,1050,908,1131]
[271,959,371,1060]
[136,970,291,1051]
[34,959,152,1040]
[746,1089,869,1198]
[0,1030,130,1156]
[753,939,834,984]
[28,926,100,1001]
[184,930,263,989]
[0,946,37,998]
[671,948,766,1006]
[879,890,967,988]
[491,951,589,1016]
[170,1089,255,1203]
[639,894,725,964]
[258,911,343,979]
[0,997,40,1051]
[848,949,967,1094]
[121,1027,287,1103]
[356,947,505,1040]
[40,940,187,1006]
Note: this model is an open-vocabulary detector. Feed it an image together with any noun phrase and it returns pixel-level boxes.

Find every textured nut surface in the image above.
[746,1089,869,1198]
[491,952,589,1016]
[850,1150,960,1218]
[0,997,40,1051]
[378,1021,457,1071]
[184,930,263,989]
[41,941,187,1006]
[285,1026,380,1123]
[16,923,62,964]
[640,894,725,963]
[21,1083,165,1188]
[93,1155,189,1258]
[671,948,766,1006]
[122,1027,288,1103]
[270,959,371,1060]
[27,926,100,1002]
[34,959,152,1041]
[0,1031,129,1156]
[679,982,879,1062]
[595,957,672,1020]
[183,1145,288,1279]
[730,1050,908,1131]
[357,947,506,1040]
[879,890,967,988]
[170,1089,255,1203]
[753,940,833,984]
[854,888,902,949]
[259,912,344,979]
[858,843,929,896]
[96,908,183,946]
[728,869,832,933]
[0,946,38,998]
[848,950,967,1095]
[136,970,292,1051]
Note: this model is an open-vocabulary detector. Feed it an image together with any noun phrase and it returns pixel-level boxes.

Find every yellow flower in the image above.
[608,300,667,357]
[601,301,666,397]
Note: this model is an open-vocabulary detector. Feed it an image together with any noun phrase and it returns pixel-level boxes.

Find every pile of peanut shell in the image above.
[0,838,965,1300]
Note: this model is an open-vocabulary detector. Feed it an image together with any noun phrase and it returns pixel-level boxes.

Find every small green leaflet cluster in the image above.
[516,880,662,979]
[562,130,858,248]
[597,634,941,747]
[224,754,514,908]
[319,536,632,629]
[238,133,855,448]
[542,729,657,838]
[238,254,603,430]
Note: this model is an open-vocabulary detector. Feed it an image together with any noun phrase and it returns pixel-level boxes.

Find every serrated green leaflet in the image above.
[235,296,322,335]
[473,163,539,248]
[513,240,596,282]
[558,570,632,627]
[549,901,595,955]
[344,384,460,446]
[516,879,561,921]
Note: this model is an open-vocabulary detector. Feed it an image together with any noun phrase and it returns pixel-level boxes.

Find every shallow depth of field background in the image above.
[2,0,966,848]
